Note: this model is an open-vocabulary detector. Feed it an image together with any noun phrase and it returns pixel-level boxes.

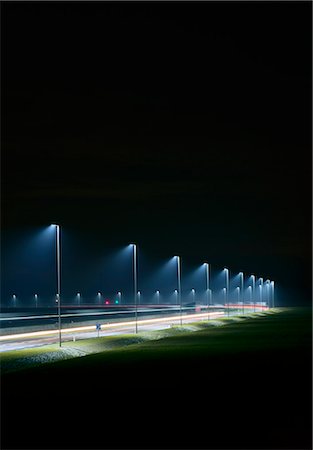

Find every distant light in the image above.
[115,300,119,304]
[12,294,16,299]
[97,292,101,296]
[105,300,110,305]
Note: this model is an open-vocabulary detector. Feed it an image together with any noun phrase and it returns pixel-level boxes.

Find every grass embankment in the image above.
[1,308,312,450]
[0,312,273,374]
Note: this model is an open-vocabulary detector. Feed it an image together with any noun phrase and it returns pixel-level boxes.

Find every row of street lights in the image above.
[10,225,276,347]
[10,285,272,306]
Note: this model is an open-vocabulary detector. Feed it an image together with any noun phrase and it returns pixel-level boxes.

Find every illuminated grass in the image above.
[1,307,309,374]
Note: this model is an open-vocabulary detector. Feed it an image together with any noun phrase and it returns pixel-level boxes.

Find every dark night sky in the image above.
[1,1,312,305]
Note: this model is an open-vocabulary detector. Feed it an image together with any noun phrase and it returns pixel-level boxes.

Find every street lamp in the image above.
[271,281,275,308]
[138,290,141,305]
[175,256,182,326]
[222,287,227,310]
[12,294,17,307]
[174,289,178,305]
[34,294,38,308]
[97,292,102,305]
[236,286,240,306]
[224,268,229,316]
[117,291,122,305]
[131,244,138,333]
[51,224,61,347]
[204,263,210,319]
[77,292,81,306]
[248,285,252,306]
[239,272,244,314]
[265,279,271,308]
[252,275,256,312]
[259,278,263,310]
[156,290,160,305]
[191,288,195,304]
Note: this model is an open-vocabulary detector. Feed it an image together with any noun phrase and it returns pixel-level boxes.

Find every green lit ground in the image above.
[1,307,312,449]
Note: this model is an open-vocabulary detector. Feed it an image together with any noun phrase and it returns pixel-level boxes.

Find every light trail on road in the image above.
[0,311,225,350]
[0,305,206,322]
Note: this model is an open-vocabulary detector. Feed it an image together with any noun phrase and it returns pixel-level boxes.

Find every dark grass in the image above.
[1,308,312,449]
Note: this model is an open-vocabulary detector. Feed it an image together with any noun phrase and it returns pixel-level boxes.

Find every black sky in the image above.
[1,1,312,304]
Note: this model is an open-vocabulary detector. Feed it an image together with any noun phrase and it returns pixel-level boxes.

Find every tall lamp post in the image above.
[52,224,61,347]
[251,275,256,312]
[204,263,210,320]
[131,244,138,333]
[175,256,182,326]
[191,289,195,313]
[222,287,227,310]
[248,285,252,307]
[271,281,275,308]
[265,279,271,309]
[156,290,160,305]
[239,272,244,315]
[259,278,263,310]
[224,268,230,316]
[236,287,240,306]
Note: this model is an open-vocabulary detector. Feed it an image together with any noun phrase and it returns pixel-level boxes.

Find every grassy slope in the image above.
[1,308,312,449]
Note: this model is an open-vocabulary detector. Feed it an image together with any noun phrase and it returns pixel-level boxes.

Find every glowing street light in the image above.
[259,284,262,309]
[12,294,17,307]
[51,224,61,347]
[131,244,138,333]
[271,281,275,308]
[239,272,244,314]
[191,288,195,304]
[34,294,38,308]
[248,285,252,305]
[265,279,271,308]
[77,293,81,305]
[236,286,240,305]
[204,263,210,319]
[251,275,256,312]
[258,278,263,310]
[156,290,160,304]
[224,268,230,316]
[138,290,141,305]
[117,291,122,304]
[175,256,182,326]
[97,292,102,304]
[174,289,178,304]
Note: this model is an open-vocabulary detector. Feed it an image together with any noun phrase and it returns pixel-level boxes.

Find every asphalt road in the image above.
[0,306,229,351]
